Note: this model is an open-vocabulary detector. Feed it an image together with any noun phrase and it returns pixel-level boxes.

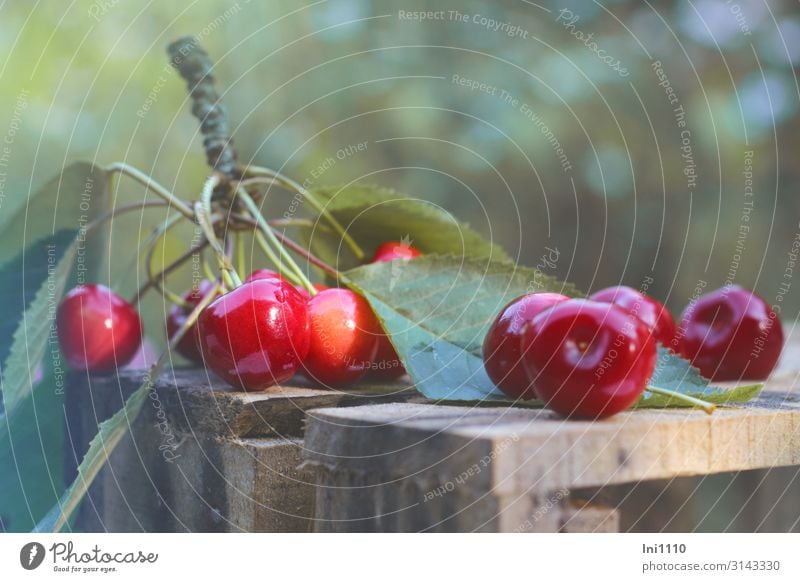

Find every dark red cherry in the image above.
[166,280,217,364]
[245,269,290,284]
[589,286,676,346]
[303,288,381,387]
[482,293,569,399]
[521,299,657,419]
[57,284,142,372]
[197,279,310,391]
[370,240,422,263]
[677,285,783,381]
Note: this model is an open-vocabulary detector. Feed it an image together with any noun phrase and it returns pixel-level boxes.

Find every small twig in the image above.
[168,37,238,181]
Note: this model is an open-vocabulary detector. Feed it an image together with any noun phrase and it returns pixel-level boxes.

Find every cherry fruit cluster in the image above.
[483,284,783,419]
[56,241,418,390]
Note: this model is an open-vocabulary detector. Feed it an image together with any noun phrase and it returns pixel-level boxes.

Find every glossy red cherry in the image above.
[197,279,310,391]
[57,284,143,372]
[370,240,422,262]
[677,285,783,381]
[482,293,570,399]
[245,269,290,284]
[303,288,381,387]
[166,280,217,364]
[589,286,676,346]
[521,299,657,419]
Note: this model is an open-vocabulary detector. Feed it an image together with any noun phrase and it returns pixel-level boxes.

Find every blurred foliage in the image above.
[0,0,798,340]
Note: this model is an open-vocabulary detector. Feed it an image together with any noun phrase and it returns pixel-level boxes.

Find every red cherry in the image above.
[166,280,217,364]
[57,284,142,372]
[482,293,570,399]
[295,283,329,301]
[369,333,406,379]
[303,288,381,387]
[521,299,657,419]
[370,240,422,263]
[198,279,310,391]
[245,269,290,284]
[589,286,676,346]
[677,285,783,381]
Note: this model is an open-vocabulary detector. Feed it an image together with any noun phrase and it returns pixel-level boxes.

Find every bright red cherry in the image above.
[369,333,406,379]
[303,288,381,387]
[521,299,657,419]
[370,240,422,263]
[57,284,143,372]
[166,280,217,364]
[589,286,676,346]
[245,269,290,284]
[197,279,310,391]
[677,285,783,381]
[483,293,570,399]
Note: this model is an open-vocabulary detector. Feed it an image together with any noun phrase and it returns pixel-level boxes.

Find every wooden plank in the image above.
[305,390,800,492]
[167,437,314,532]
[155,368,416,438]
[303,362,800,532]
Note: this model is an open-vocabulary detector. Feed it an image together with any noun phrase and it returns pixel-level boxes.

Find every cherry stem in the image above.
[133,238,208,306]
[202,253,217,287]
[230,213,339,279]
[645,386,716,415]
[106,162,194,219]
[268,217,333,234]
[244,165,365,261]
[236,187,316,294]
[143,218,191,308]
[253,231,302,286]
[271,229,340,279]
[196,174,241,288]
[235,232,246,277]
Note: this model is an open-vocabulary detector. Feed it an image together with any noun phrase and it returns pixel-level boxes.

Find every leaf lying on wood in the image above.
[344,254,578,401]
[345,255,761,407]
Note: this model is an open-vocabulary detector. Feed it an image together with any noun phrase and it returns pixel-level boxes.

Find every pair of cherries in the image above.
[182,240,419,390]
[57,241,420,388]
[483,285,783,419]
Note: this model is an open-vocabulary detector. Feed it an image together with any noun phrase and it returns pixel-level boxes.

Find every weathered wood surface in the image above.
[303,367,800,531]
[154,369,415,438]
[64,370,415,532]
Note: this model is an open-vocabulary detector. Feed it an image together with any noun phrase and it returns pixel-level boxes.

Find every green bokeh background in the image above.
[3,0,798,319]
